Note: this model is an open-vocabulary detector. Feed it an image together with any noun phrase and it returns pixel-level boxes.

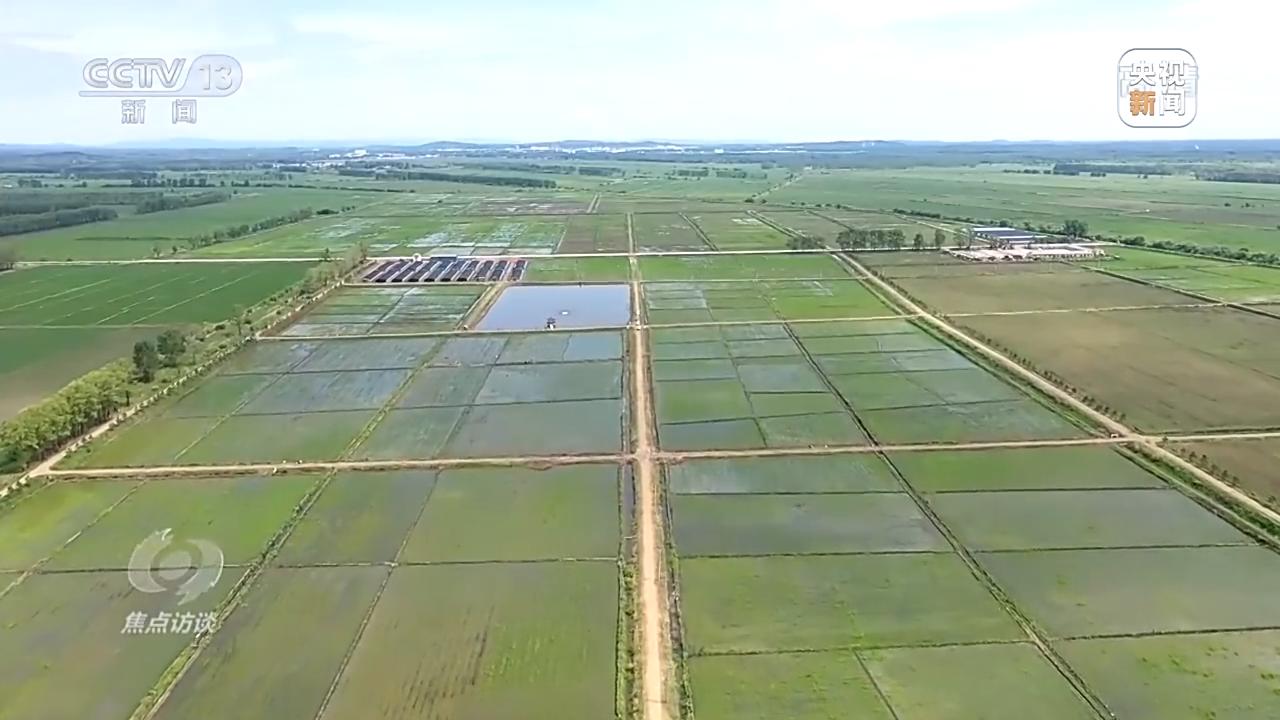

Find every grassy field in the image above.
[1085,247,1280,303]
[556,214,630,253]
[0,262,310,420]
[684,212,790,250]
[632,213,711,251]
[0,189,379,260]
[643,279,892,323]
[639,253,852,281]
[521,256,631,283]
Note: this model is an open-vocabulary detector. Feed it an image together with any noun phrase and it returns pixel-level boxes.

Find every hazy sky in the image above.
[0,0,1273,145]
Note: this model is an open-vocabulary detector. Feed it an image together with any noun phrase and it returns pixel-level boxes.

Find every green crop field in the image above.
[644,279,892,323]
[639,253,852,281]
[0,262,310,421]
[522,256,631,282]
[1084,247,1280,303]
[0,189,381,260]
[684,212,790,250]
[0,462,625,719]
[632,212,711,251]
[556,214,630,253]
[757,210,849,242]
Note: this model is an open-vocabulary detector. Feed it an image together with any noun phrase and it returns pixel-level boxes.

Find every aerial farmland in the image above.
[3,151,1280,720]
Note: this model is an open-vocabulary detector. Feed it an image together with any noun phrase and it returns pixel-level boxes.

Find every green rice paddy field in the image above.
[6,226,1280,720]
[672,448,1280,720]
[0,465,625,720]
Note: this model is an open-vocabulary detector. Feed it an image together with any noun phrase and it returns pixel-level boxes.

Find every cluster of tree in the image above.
[1196,171,1280,185]
[836,227,951,251]
[1001,168,1050,174]
[336,168,556,188]
[893,208,944,219]
[0,192,135,216]
[715,169,750,179]
[0,361,132,472]
[131,329,190,382]
[674,168,711,177]
[300,242,369,296]
[0,246,16,270]
[785,235,825,250]
[578,166,624,177]
[134,191,229,214]
[1061,219,1089,237]
[0,207,117,237]
[15,178,47,188]
[1052,163,1171,176]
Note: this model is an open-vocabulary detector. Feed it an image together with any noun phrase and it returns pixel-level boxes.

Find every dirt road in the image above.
[629,262,672,720]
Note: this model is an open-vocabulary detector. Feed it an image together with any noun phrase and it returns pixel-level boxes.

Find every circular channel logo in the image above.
[127,529,224,606]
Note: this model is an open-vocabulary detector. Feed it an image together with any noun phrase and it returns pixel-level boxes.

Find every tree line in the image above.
[0,191,150,216]
[1196,171,1280,185]
[134,191,229,214]
[337,168,556,188]
[156,208,318,255]
[0,207,118,237]
[834,227,950,251]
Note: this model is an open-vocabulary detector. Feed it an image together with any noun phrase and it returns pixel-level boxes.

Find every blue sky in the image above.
[0,0,1272,144]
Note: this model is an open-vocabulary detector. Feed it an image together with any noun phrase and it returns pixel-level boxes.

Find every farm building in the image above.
[971,226,1051,245]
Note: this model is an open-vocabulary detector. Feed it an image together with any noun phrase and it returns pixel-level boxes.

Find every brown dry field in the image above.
[884,262,1200,313]
[1179,438,1280,510]
[956,306,1280,433]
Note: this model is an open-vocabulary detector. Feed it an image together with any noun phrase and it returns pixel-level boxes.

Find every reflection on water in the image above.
[476,284,631,330]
